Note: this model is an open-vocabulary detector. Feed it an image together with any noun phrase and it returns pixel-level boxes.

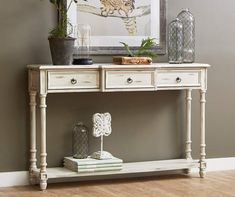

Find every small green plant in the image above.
[48,0,77,38]
[120,38,158,58]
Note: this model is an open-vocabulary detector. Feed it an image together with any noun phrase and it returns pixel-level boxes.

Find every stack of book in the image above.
[63,156,123,173]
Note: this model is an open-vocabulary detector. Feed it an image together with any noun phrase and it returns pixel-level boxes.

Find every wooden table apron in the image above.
[27,63,209,190]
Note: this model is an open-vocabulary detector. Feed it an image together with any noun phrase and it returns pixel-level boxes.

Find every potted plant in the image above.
[113,38,158,65]
[48,0,77,65]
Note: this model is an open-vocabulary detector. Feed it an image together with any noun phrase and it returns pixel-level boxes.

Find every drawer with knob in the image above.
[47,71,99,90]
[105,70,155,90]
[157,70,201,88]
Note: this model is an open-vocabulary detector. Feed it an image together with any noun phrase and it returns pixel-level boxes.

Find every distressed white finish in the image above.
[2,157,235,188]
[28,63,210,190]
[186,89,192,160]
[48,71,99,90]
[200,90,207,178]
[39,93,47,190]
[106,70,155,89]
[157,70,201,87]
[29,91,37,184]
[38,159,199,179]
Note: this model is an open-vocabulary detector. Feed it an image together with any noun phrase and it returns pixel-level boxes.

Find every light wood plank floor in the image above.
[0,171,235,197]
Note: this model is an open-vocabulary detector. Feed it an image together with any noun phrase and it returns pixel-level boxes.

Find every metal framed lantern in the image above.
[73,24,93,65]
[168,18,184,64]
[177,8,195,63]
[72,122,89,159]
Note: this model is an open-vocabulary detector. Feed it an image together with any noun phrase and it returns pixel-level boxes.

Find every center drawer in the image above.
[105,70,155,89]
[48,71,99,90]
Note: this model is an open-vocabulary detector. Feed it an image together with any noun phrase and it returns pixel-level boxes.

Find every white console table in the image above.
[28,63,210,190]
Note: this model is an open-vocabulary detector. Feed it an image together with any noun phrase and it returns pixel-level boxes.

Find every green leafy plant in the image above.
[48,0,77,38]
[120,38,158,58]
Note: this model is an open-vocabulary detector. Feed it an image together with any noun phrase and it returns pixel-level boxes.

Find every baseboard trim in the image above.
[0,171,29,187]
[190,157,235,173]
[1,157,235,188]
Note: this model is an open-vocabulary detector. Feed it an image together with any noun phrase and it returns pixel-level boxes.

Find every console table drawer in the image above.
[106,70,155,89]
[157,70,201,87]
[48,71,99,90]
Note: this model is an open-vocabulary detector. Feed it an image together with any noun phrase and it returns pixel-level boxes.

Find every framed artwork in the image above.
[68,0,166,55]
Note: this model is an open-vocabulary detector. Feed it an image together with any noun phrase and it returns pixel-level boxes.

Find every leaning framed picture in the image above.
[68,0,166,55]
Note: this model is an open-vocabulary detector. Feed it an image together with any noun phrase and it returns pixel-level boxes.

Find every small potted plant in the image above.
[113,38,157,65]
[48,0,77,65]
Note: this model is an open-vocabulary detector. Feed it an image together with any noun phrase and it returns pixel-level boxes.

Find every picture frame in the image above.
[68,0,166,55]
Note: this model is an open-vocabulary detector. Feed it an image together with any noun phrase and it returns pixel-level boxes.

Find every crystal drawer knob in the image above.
[71,78,77,85]
[127,78,133,84]
[176,77,182,83]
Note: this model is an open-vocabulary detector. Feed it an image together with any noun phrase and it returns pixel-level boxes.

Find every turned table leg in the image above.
[39,94,48,190]
[199,90,206,178]
[29,91,37,184]
[186,89,192,160]
[185,89,193,174]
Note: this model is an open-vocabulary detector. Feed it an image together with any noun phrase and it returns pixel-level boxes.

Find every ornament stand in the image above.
[91,135,113,160]
[91,113,114,160]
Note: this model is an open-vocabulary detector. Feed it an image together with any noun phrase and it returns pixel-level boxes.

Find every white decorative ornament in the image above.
[91,112,114,160]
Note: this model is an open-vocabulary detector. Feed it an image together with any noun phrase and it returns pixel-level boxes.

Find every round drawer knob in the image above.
[127,78,133,84]
[71,78,77,85]
[176,77,182,83]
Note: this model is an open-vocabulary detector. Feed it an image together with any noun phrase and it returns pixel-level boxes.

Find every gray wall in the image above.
[0,0,234,172]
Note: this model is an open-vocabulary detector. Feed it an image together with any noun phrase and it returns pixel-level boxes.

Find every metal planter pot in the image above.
[48,37,75,65]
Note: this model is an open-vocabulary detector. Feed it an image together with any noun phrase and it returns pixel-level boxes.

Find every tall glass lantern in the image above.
[72,122,89,159]
[177,9,195,63]
[73,24,93,65]
[168,18,184,64]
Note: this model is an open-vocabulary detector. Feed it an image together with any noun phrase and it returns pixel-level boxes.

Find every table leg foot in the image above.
[39,172,47,191]
[199,170,206,178]
[199,161,206,178]
[184,168,192,174]
[40,180,47,191]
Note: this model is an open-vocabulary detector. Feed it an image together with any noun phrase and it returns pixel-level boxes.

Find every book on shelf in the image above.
[63,156,123,173]
[64,156,123,166]
[64,164,122,173]
[64,161,122,169]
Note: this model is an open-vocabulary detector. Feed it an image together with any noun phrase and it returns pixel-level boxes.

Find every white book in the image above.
[64,156,123,166]
[64,164,122,173]
[64,162,122,170]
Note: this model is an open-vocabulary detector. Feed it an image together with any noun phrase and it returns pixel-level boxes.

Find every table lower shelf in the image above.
[32,159,199,180]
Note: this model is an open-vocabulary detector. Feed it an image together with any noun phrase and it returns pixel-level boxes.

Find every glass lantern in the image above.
[177,9,195,63]
[168,18,184,64]
[72,122,89,159]
[73,24,93,65]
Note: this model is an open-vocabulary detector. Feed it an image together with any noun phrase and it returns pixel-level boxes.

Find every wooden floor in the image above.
[0,171,235,197]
